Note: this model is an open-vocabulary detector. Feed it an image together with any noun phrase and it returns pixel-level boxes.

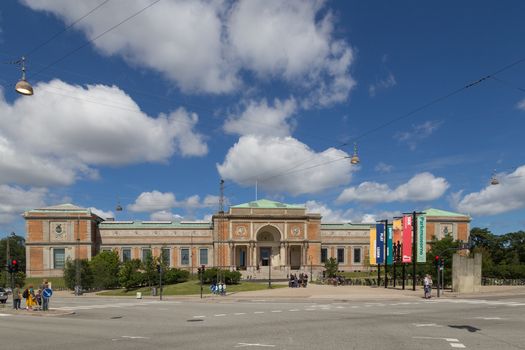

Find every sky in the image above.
[0,0,524,237]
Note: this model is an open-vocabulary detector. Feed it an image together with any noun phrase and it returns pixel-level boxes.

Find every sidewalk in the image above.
[0,306,74,317]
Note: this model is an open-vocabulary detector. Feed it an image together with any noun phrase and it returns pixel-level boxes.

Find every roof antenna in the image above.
[255,179,258,201]
[219,179,225,214]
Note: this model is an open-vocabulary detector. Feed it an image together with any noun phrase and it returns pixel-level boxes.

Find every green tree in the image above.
[63,259,93,290]
[143,254,158,287]
[90,250,120,289]
[0,234,26,287]
[163,268,190,284]
[118,259,144,290]
[324,257,339,278]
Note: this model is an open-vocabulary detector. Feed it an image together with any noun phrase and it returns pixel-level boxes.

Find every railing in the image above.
[482,278,525,286]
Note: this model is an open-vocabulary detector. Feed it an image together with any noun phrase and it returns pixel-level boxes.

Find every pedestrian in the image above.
[12,284,21,310]
[36,289,42,311]
[304,273,308,288]
[24,285,36,310]
[221,282,226,296]
[423,274,432,299]
[42,283,52,311]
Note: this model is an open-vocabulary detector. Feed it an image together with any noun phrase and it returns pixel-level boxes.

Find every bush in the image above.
[63,259,93,290]
[163,268,190,284]
[118,259,144,290]
[90,251,120,289]
[202,268,241,284]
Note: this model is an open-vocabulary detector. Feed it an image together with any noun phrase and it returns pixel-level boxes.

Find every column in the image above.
[279,242,286,267]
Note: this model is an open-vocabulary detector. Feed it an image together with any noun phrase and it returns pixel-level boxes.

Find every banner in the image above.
[417,215,427,262]
[393,219,402,246]
[369,227,376,265]
[402,215,412,263]
[376,224,385,264]
[386,225,393,265]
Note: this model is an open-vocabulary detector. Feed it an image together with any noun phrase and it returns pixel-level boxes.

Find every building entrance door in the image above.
[260,247,271,266]
[290,246,301,269]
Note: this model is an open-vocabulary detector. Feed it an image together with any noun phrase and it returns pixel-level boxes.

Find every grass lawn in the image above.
[24,277,66,289]
[98,280,286,296]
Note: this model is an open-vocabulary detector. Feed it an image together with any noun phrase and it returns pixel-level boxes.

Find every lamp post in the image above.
[309,255,313,279]
[75,216,81,296]
[268,249,272,289]
[15,57,34,96]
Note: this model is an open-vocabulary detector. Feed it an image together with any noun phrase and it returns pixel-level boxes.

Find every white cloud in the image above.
[150,210,183,222]
[369,73,396,97]
[0,80,207,187]
[89,207,114,220]
[337,172,449,204]
[21,0,355,104]
[374,162,393,173]
[305,200,399,224]
[395,120,443,150]
[129,191,220,213]
[0,185,47,224]
[517,98,525,110]
[217,135,354,195]
[456,165,525,216]
[223,98,297,137]
[128,191,176,212]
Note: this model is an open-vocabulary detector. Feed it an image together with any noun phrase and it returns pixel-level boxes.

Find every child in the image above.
[36,289,42,310]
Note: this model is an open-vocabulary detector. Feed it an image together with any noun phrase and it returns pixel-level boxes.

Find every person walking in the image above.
[12,284,21,310]
[423,274,432,299]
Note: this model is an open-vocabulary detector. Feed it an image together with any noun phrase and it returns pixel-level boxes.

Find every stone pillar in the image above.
[279,242,285,267]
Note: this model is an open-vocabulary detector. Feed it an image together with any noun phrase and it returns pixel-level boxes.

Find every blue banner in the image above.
[375,224,385,264]
[386,225,393,265]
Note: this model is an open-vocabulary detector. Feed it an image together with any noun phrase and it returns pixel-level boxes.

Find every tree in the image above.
[63,259,93,290]
[324,257,338,278]
[0,234,26,287]
[118,259,144,290]
[90,250,120,289]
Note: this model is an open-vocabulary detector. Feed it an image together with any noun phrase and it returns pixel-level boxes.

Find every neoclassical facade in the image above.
[23,200,471,278]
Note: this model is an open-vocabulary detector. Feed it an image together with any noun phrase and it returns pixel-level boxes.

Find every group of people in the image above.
[12,280,52,311]
[289,273,308,288]
[210,282,227,295]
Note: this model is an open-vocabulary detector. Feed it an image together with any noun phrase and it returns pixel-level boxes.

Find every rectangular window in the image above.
[181,248,190,265]
[161,248,170,266]
[53,248,65,269]
[353,247,362,264]
[337,248,345,264]
[122,248,131,262]
[199,248,208,265]
[321,248,328,263]
[142,248,152,262]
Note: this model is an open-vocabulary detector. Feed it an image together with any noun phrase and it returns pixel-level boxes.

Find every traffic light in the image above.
[156,264,161,273]
[8,259,19,273]
[434,255,440,267]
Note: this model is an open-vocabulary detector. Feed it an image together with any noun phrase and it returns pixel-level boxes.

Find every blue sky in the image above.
[1,0,524,236]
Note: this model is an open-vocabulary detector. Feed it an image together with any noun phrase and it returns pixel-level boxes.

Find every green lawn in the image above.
[98,280,286,296]
[24,277,66,289]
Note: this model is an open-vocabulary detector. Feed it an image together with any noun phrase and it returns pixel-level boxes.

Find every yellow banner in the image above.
[369,227,377,265]
[393,219,403,245]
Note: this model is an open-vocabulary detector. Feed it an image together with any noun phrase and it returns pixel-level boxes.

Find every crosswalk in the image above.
[53,300,180,311]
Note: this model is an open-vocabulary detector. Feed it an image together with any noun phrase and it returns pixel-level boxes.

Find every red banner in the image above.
[402,215,412,263]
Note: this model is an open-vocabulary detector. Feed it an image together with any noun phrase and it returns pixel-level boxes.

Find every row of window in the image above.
[120,247,209,266]
[321,247,362,264]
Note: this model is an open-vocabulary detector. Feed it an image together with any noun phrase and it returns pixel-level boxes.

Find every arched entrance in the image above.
[256,225,281,267]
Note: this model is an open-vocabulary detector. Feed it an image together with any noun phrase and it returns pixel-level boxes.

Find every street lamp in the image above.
[15,57,33,96]
[350,142,360,164]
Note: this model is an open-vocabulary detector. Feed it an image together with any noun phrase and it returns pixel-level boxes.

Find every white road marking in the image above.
[413,336,465,348]
[0,314,12,317]
[214,314,226,317]
[235,343,275,348]
[413,323,442,327]
[450,343,466,348]
[254,311,264,314]
[304,308,315,311]
[271,310,282,313]
[193,315,206,318]
[474,316,503,320]
[289,309,299,312]
[234,312,246,315]
[336,306,345,309]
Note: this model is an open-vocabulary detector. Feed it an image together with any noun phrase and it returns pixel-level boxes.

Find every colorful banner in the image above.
[417,215,427,262]
[393,219,403,246]
[369,227,376,265]
[376,224,385,264]
[402,215,412,263]
[386,225,393,265]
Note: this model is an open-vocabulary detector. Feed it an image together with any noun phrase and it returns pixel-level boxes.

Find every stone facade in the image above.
[23,201,471,278]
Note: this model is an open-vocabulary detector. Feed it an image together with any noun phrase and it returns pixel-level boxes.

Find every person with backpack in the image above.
[24,285,36,310]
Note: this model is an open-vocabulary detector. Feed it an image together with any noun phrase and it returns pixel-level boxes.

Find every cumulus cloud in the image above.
[129,191,220,213]
[395,120,443,150]
[0,80,207,187]
[0,185,47,224]
[456,165,525,216]
[223,98,297,137]
[375,162,393,173]
[369,73,396,97]
[218,135,354,195]
[150,210,183,222]
[89,207,114,220]
[337,172,449,204]
[305,200,400,224]
[21,0,355,104]
[517,98,525,110]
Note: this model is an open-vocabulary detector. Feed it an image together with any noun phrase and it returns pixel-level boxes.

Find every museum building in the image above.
[23,199,471,278]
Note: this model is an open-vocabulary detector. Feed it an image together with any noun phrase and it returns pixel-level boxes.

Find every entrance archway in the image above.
[256,225,281,267]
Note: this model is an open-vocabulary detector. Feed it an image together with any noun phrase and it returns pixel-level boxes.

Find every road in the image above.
[1,294,524,349]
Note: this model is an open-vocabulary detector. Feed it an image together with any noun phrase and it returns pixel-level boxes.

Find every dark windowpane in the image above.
[142,248,151,262]
[161,248,170,266]
[321,248,327,263]
[181,248,190,265]
[337,248,345,263]
[199,248,208,265]
[353,248,361,264]
[122,248,131,262]
[53,248,65,269]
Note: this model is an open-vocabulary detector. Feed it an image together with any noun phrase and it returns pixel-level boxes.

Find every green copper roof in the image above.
[231,199,304,209]
[424,208,470,218]
[99,221,212,229]
[321,223,373,229]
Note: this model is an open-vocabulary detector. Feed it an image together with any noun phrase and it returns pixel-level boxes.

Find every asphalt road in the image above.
[1,295,524,350]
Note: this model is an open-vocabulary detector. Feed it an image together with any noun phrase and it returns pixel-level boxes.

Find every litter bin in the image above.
[151,287,157,296]
[136,292,142,299]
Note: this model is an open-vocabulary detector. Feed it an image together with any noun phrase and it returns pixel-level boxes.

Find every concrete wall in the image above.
[452,253,482,293]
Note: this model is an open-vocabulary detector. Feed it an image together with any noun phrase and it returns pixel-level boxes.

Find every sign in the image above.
[402,215,412,263]
[369,227,376,265]
[393,219,402,247]
[42,288,53,298]
[386,225,393,265]
[376,224,385,264]
[417,215,427,262]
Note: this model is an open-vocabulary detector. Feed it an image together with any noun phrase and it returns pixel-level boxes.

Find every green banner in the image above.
[386,225,393,265]
[417,215,426,262]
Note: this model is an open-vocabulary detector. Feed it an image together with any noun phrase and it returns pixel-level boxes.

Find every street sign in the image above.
[43,288,53,298]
